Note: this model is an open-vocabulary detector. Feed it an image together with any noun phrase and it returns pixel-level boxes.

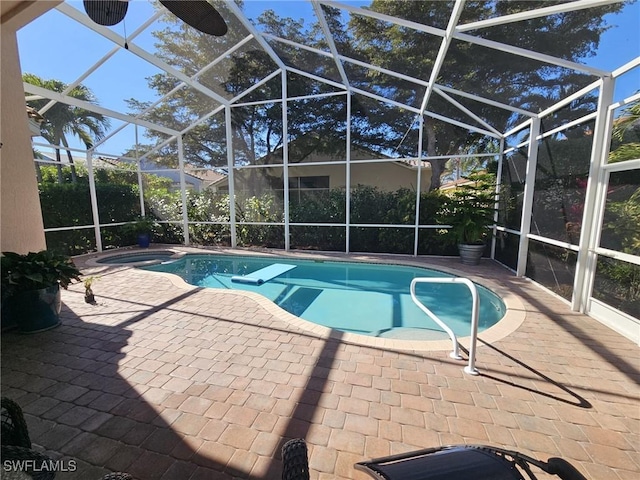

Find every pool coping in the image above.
[84,247,187,267]
[78,246,526,353]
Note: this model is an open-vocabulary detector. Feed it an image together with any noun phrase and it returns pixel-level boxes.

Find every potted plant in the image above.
[83,276,97,304]
[124,215,157,248]
[438,172,498,265]
[1,250,82,333]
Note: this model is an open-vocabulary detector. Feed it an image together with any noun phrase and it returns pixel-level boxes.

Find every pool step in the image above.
[373,327,450,341]
[231,263,296,285]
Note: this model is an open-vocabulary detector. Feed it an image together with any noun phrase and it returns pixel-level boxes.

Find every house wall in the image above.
[215,163,432,193]
[1,16,44,253]
[288,162,432,192]
[1,1,61,254]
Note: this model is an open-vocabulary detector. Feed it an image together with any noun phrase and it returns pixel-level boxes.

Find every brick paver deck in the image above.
[1,247,638,479]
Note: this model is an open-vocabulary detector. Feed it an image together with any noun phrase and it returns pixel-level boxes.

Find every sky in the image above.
[17,0,640,157]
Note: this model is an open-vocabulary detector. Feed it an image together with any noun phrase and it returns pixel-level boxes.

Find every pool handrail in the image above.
[410,277,479,375]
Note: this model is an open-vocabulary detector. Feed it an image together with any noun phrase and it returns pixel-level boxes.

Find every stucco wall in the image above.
[288,162,432,192]
[1,1,60,253]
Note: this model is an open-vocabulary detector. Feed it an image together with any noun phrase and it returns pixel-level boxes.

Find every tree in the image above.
[609,99,640,163]
[347,0,625,189]
[128,0,625,190]
[24,74,110,183]
[125,1,259,168]
[126,2,348,173]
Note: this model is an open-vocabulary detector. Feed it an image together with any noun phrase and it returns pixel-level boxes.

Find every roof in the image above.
[18,1,638,163]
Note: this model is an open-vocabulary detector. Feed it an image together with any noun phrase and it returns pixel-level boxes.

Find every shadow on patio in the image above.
[2,258,638,480]
[1,279,348,479]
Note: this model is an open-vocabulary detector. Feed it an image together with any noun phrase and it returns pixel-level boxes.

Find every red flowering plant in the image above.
[565,177,589,244]
[537,176,588,244]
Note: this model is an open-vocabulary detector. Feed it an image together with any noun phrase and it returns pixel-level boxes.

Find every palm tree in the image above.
[440,141,500,186]
[23,73,110,183]
[609,99,640,164]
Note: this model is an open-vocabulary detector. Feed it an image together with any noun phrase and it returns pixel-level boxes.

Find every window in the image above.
[289,176,330,203]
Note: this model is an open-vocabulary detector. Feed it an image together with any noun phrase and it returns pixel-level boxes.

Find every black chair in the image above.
[354,445,587,480]
[1,397,32,449]
[2,397,56,479]
[281,438,310,480]
[1,398,135,480]
[280,439,586,480]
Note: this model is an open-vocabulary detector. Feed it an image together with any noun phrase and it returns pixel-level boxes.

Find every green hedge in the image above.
[40,182,141,255]
[39,175,457,256]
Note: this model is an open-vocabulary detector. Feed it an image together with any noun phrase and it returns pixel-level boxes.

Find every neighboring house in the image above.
[209,141,433,197]
[184,166,226,192]
[136,159,225,192]
[35,151,121,172]
[439,177,476,192]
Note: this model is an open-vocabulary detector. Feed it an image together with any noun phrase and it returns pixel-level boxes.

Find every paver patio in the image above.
[1,248,638,479]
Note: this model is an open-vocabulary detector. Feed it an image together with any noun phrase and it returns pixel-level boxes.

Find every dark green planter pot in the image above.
[2,284,62,333]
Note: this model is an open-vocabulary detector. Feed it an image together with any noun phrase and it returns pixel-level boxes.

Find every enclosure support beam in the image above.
[312,0,351,88]
[99,33,254,153]
[225,106,237,248]
[225,2,287,71]
[177,135,190,246]
[24,83,178,137]
[134,127,145,218]
[414,115,425,257]
[282,71,290,251]
[491,138,506,260]
[38,10,163,117]
[96,81,186,153]
[573,76,615,311]
[419,0,466,115]
[433,88,502,136]
[436,85,535,118]
[57,2,230,107]
[230,69,283,106]
[457,0,617,32]
[86,150,102,252]
[325,0,608,77]
[516,118,540,276]
[345,92,352,254]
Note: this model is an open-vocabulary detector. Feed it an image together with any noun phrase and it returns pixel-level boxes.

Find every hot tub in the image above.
[92,249,186,267]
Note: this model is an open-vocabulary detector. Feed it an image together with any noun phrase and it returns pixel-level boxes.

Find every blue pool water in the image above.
[143,255,506,339]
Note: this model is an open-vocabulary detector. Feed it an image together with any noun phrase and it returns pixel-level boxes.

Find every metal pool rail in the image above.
[410,277,479,375]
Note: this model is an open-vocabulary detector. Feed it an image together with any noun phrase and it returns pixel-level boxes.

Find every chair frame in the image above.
[354,444,587,480]
[1,397,32,449]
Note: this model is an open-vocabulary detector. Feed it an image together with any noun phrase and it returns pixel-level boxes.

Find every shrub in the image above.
[40,182,141,255]
[38,168,457,255]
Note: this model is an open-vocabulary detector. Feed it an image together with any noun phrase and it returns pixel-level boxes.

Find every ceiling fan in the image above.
[82,0,228,36]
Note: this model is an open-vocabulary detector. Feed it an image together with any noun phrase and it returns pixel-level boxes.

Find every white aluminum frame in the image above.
[26,0,640,339]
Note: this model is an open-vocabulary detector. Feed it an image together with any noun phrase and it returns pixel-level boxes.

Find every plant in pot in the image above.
[1,250,82,333]
[438,172,498,266]
[124,216,157,248]
[83,276,97,304]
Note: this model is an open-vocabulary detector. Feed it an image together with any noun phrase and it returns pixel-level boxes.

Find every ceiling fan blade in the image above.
[159,0,228,36]
[83,0,128,27]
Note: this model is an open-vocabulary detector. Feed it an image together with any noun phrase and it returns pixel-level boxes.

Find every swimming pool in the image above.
[143,254,506,339]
